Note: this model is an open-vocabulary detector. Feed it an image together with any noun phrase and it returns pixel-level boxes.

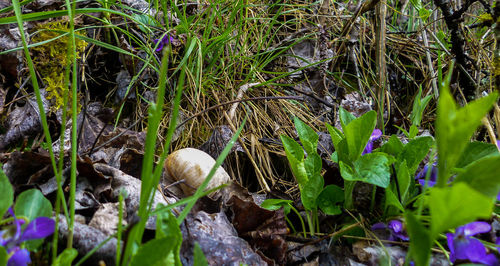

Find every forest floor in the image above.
[0,0,499,265]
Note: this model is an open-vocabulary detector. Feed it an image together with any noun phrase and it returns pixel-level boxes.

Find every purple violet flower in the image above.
[415,164,438,187]
[446,221,498,265]
[372,220,409,241]
[362,129,382,155]
[153,34,174,52]
[0,208,55,266]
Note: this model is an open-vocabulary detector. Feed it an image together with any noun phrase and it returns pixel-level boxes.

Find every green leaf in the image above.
[343,111,377,162]
[429,183,494,238]
[339,152,394,188]
[193,242,208,266]
[305,153,322,177]
[53,248,78,266]
[294,117,318,155]
[456,141,499,168]
[395,161,411,203]
[410,86,432,127]
[14,189,52,221]
[0,167,13,217]
[436,85,498,186]
[398,136,434,175]
[280,135,308,185]
[405,211,431,266]
[317,185,344,215]
[385,188,404,212]
[131,237,176,266]
[326,123,348,164]
[301,173,324,210]
[260,199,292,214]
[408,125,419,139]
[379,135,404,157]
[330,151,338,163]
[325,123,344,147]
[0,246,6,266]
[132,13,160,33]
[343,181,355,210]
[339,107,356,129]
[334,139,351,165]
[453,155,500,199]
[156,210,182,266]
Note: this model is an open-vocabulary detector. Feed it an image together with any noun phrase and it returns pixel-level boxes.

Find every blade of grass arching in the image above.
[0,8,153,32]
[0,30,70,55]
[0,25,159,72]
[73,33,159,73]
[138,49,171,218]
[120,47,179,264]
[11,0,64,258]
[146,69,184,213]
[150,185,227,215]
[176,114,247,224]
[173,38,199,75]
[0,0,35,14]
[10,0,60,205]
[63,0,78,250]
[113,60,154,128]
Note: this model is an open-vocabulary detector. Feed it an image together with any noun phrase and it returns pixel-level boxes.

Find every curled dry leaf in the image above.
[164,148,231,198]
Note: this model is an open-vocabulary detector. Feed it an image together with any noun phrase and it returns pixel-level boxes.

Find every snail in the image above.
[164,148,231,197]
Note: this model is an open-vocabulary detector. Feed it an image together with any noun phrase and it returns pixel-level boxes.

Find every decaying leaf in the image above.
[0,26,23,79]
[180,211,266,265]
[89,202,128,236]
[93,163,177,230]
[0,98,43,151]
[2,151,52,187]
[227,195,288,264]
[57,214,118,265]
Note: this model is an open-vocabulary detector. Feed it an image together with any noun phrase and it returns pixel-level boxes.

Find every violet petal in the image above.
[362,142,374,155]
[370,129,382,141]
[371,222,387,231]
[7,247,31,266]
[461,221,491,236]
[446,233,456,262]
[418,179,436,187]
[154,39,164,52]
[479,253,499,266]
[452,235,472,261]
[19,217,55,242]
[388,220,409,241]
[463,238,488,263]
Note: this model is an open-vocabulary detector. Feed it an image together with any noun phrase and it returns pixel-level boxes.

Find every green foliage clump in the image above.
[31,21,87,113]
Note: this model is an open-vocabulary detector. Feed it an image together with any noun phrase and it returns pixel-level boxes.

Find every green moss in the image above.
[31,21,87,113]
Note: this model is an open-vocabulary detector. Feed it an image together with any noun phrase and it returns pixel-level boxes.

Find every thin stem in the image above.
[63,0,78,249]
[290,206,307,238]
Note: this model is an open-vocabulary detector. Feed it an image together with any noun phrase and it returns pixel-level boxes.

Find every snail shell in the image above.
[164,148,230,197]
